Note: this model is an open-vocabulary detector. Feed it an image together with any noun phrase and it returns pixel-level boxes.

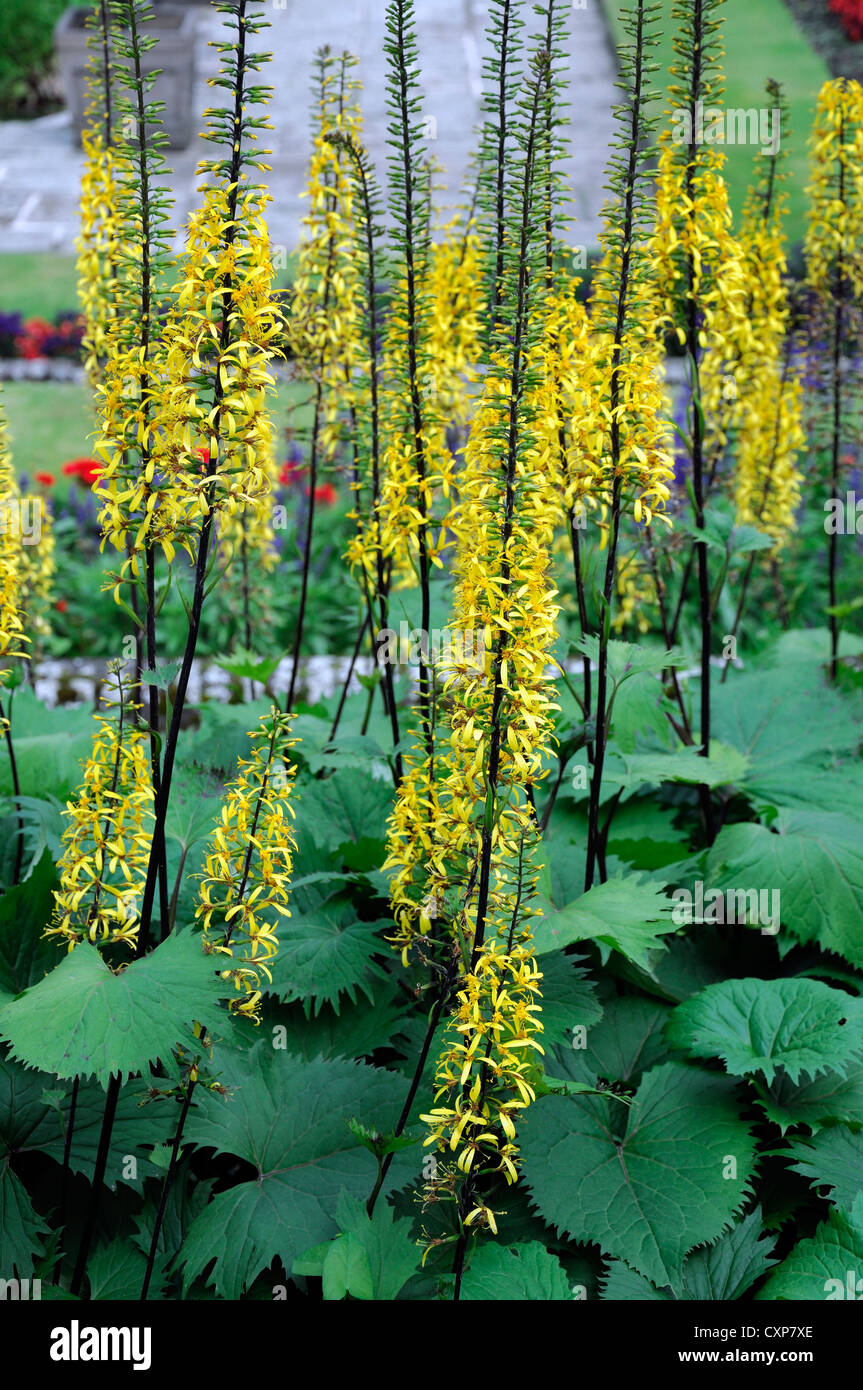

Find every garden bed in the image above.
[784,0,863,81]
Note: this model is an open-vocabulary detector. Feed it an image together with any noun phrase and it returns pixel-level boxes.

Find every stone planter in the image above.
[53,4,197,149]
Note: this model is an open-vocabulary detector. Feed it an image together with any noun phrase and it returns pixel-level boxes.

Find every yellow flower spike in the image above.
[48,674,154,953]
[195,709,297,1022]
[805,78,863,301]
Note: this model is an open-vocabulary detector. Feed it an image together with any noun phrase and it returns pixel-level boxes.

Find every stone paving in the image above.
[0,0,618,260]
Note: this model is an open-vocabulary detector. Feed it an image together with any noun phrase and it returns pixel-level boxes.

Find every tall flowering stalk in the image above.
[335,122,406,765]
[140,710,297,1298]
[581,0,672,887]
[0,401,29,885]
[0,396,54,878]
[377,34,559,1289]
[721,89,805,676]
[477,0,525,335]
[700,82,789,485]
[91,0,178,940]
[76,0,119,391]
[376,0,466,1014]
[804,77,863,680]
[379,0,438,763]
[48,666,154,952]
[652,0,746,840]
[131,0,282,956]
[432,44,557,1294]
[197,708,296,1020]
[71,0,285,1299]
[286,48,361,710]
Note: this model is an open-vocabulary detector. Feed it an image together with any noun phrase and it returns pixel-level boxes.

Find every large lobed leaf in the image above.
[666,977,863,1084]
[0,931,230,1087]
[458,1241,573,1301]
[532,876,678,968]
[784,1127,863,1211]
[601,1209,777,1300]
[756,1196,863,1301]
[521,1062,757,1292]
[706,812,863,967]
[179,1042,409,1297]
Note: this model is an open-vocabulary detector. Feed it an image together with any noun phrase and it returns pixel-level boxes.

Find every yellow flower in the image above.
[0,398,42,684]
[805,78,863,300]
[48,671,154,952]
[386,335,557,1182]
[196,709,297,1021]
[734,364,805,546]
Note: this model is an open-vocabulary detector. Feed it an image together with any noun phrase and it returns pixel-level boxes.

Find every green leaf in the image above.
[164,777,223,853]
[0,851,63,1006]
[321,1231,374,1301]
[726,523,775,556]
[552,994,672,1087]
[0,1052,176,1190]
[706,813,863,967]
[2,797,64,885]
[0,1168,47,1276]
[574,637,684,682]
[756,1063,863,1135]
[679,1208,777,1299]
[87,1239,165,1300]
[607,800,690,872]
[534,952,603,1052]
[0,730,94,801]
[785,1128,863,1210]
[458,1241,573,1300]
[712,665,862,813]
[600,1209,776,1300]
[521,1062,757,1291]
[318,1192,420,1300]
[602,743,749,796]
[647,930,746,1004]
[213,649,282,683]
[755,1197,863,1300]
[673,511,732,553]
[601,1260,671,1300]
[532,877,678,968]
[179,1043,408,1297]
[295,771,394,855]
[140,660,183,692]
[0,931,230,1087]
[181,699,271,775]
[268,985,409,1061]
[768,628,863,666]
[665,978,863,1084]
[266,903,388,1013]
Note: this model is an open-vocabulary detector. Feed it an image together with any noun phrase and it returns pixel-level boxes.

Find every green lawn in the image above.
[0,249,299,324]
[2,380,94,486]
[602,0,830,249]
[2,374,311,493]
[0,253,79,320]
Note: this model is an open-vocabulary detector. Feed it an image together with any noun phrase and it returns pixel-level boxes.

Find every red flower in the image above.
[311,483,337,506]
[34,472,56,488]
[15,317,52,360]
[55,599,68,614]
[62,458,102,486]
[279,461,306,486]
[830,0,863,41]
